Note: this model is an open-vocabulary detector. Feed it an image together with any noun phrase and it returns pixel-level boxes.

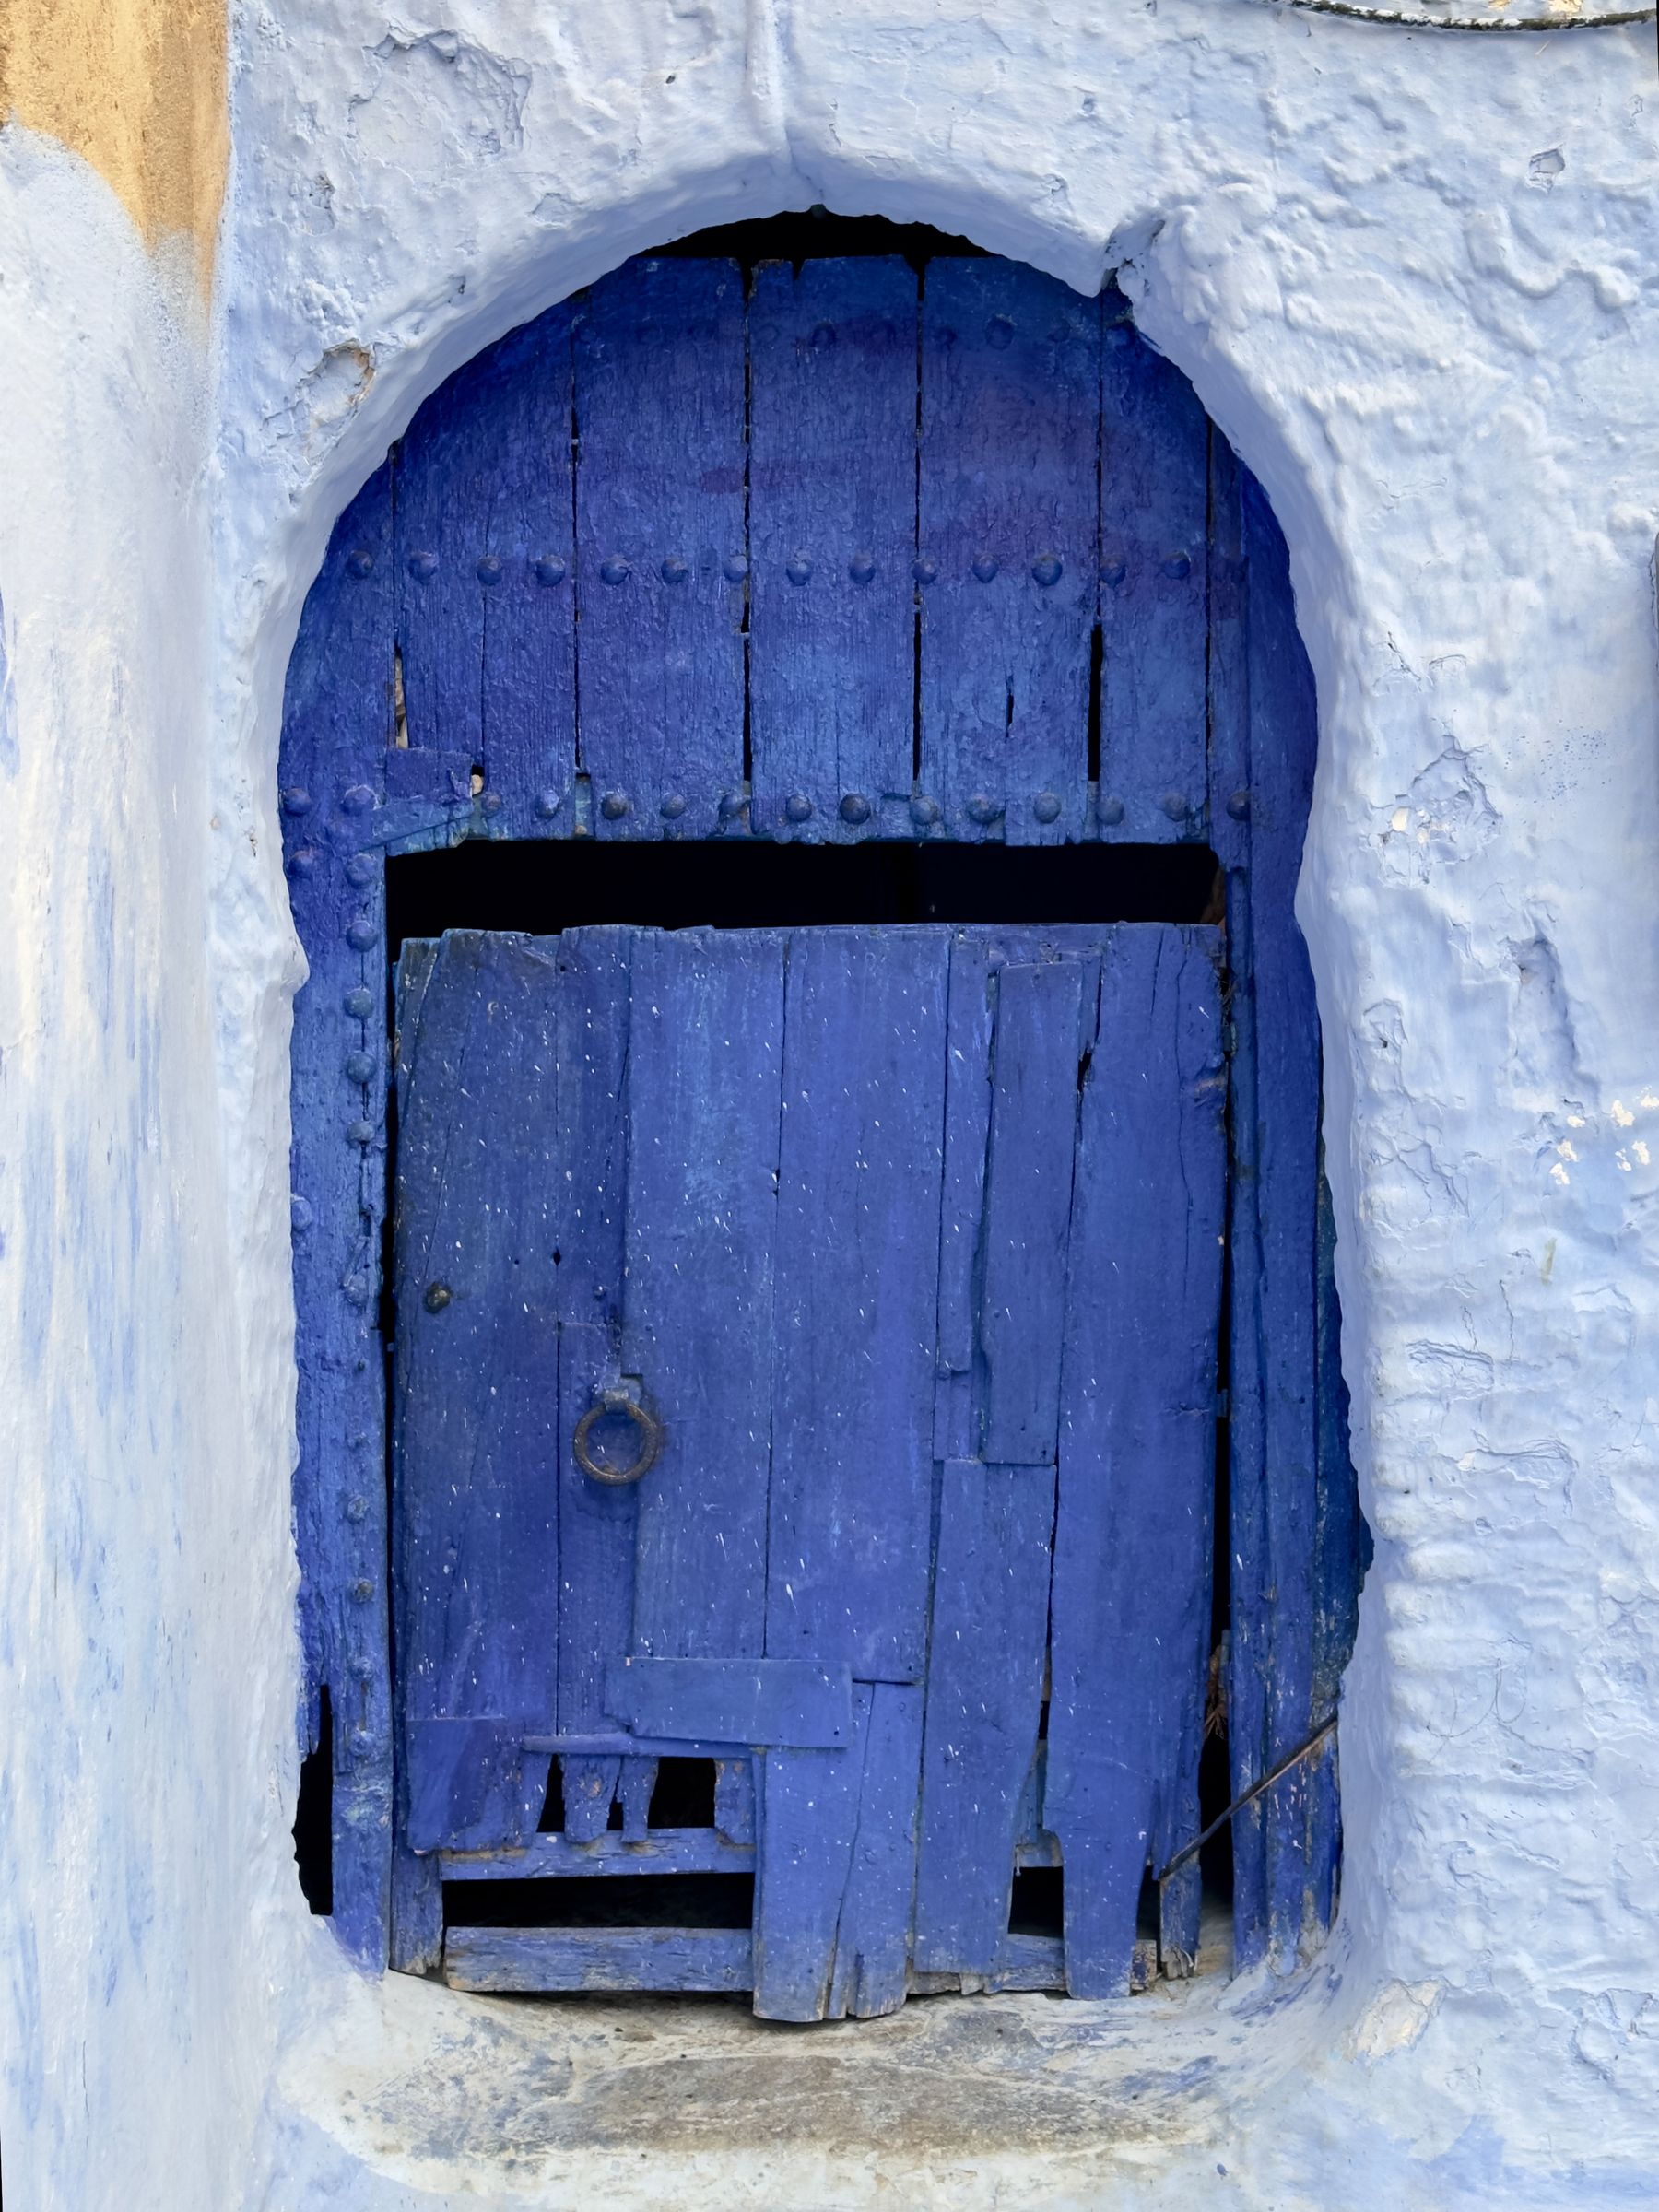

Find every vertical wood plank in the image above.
[477,307,578,840]
[748,258,919,841]
[283,463,395,1965]
[1227,476,1329,1971]
[394,350,494,763]
[574,260,747,840]
[913,1460,1054,1977]
[622,930,784,1661]
[979,960,1088,1464]
[1098,296,1211,844]
[392,934,561,1854]
[551,928,637,1757]
[829,1682,925,2018]
[919,261,1100,845]
[766,928,948,1682]
[1045,928,1226,1995]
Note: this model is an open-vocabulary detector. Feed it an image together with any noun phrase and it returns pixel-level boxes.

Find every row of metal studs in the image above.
[364,548,1195,587]
[283,782,1241,833]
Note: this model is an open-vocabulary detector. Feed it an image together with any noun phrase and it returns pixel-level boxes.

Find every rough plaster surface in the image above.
[5,0,1659,2205]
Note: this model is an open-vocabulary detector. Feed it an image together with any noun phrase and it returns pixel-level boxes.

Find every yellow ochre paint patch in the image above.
[0,0,228,300]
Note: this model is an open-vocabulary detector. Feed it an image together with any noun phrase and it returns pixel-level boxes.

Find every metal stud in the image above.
[476,555,503,585]
[345,917,377,951]
[344,852,376,888]
[289,1195,313,1233]
[599,790,631,821]
[345,1052,375,1086]
[810,322,837,351]
[660,793,688,820]
[912,556,938,585]
[424,1281,452,1313]
[1162,551,1192,581]
[347,1118,375,1146]
[722,553,748,583]
[786,552,814,586]
[343,986,374,1018]
[481,790,504,817]
[343,1276,371,1308]
[1162,791,1190,821]
[1031,553,1064,588]
[1032,791,1063,825]
[406,550,438,581]
[341,782,374,815]
[1227,788,1252,822]
[971,553,999,583]
[910,794,941,829]
[281,785,313,817]
[1099,795,1126,827]
[345,1494,371,1524]
[840,792,872,825]
[661,554,689,584]
[535,554,568,587]
[346,547,375,580]
[534,789,561,820]
[286,846,318,878]
[600,555,632,586]
[849,551,876,585]
[349,1578,376,1602]
[985,314,1016,350]
[1100,555,1127,588]
[784,793,814,823]
[966,794,1004,826]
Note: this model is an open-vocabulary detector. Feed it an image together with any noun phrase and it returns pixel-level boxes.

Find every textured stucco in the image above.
[0,0,228,299]
[5,0,1659,2205]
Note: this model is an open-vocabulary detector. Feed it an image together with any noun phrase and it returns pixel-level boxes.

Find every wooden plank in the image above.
[918,261,1099,845]
[622,930,782,1662]
[1097,295,1211,843]
[913,1462,1054,1977]
[979,960,1087,1464]
[1228,475,1328,1972]
[573,260,746,841]
[476,306,578,840]
[551,929,636,1741]
[394,345,496,763]
[748,257,919,841]
[392,933,562,1854]
[441,1831,755,1879]
[828,1682,924,2018]
[605,1658,853,1748]
[282,462,396,1964]
[752,1728,856,2020]
[766,928,947,1684]
[445,1927,754,1994]
[1044,927,1226,1995]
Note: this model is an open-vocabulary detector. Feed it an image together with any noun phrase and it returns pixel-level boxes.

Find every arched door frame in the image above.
[277,228,1362,1985]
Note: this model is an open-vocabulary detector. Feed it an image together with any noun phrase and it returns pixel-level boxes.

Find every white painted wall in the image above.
[6,0,1659,2204]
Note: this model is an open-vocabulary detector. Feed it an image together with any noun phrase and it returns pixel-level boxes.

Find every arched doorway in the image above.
[280,218,1364,2013]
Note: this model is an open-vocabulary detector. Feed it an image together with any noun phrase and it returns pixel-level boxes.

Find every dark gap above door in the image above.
[655,206,988,276]
[386,840,1223,957]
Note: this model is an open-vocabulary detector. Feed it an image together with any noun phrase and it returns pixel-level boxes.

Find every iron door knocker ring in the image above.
[573,1387,663,1486]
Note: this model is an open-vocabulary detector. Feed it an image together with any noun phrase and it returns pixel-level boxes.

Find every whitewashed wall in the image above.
[5,0,1659,2205]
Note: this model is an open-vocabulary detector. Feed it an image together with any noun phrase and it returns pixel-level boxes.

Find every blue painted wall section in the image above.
[278,252,1360,1993]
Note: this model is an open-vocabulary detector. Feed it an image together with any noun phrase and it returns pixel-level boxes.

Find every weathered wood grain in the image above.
[748,257,919,841]
[919,261,1099,844]
[445,1926,755,1994]
[1045,927,1225,1995]
[574,260,746,841]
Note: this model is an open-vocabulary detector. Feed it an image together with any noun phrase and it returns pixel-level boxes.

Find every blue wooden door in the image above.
[393,919,1224,2015]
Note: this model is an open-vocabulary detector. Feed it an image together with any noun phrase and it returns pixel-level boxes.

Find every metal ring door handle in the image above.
[573,1387,663,1486]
